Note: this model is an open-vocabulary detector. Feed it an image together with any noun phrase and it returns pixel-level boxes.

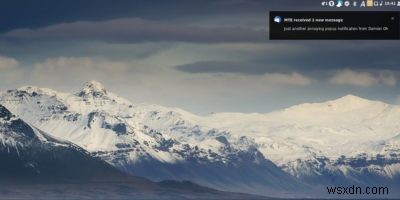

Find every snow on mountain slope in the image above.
[0,81,264,164]
[0,104,137,183]
[0,81,304,197]
[0,104,69,151]
[1,104,270,200]
[201,95,400,185]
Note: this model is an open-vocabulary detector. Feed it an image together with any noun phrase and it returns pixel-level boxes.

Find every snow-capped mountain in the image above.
[0,104,266,200]
[204,95,400,186]
[0,81,303,196]
[0,103,136,183]
[1,81,399,196]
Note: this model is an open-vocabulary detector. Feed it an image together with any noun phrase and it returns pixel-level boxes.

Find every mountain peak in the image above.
[330,94,373,105]
[282,94,383,115]
[335,94,367,101]
[77,80,108,98]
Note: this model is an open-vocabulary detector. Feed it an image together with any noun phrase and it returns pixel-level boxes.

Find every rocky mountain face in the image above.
[0,104,128,183]
[0,104,268,200]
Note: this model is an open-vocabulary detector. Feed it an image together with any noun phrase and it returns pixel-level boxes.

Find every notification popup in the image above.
[270,11,400,40]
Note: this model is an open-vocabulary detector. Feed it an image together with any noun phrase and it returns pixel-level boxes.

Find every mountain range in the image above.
[0,104,267,199]
[1,80,399,198]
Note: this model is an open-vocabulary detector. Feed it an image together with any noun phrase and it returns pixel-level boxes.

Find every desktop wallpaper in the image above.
[0,0,399,199]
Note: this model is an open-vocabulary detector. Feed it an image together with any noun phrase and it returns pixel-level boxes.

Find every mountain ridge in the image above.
[1,81,399,197]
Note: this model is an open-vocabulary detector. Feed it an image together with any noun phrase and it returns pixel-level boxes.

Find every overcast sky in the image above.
[0,0,399,114]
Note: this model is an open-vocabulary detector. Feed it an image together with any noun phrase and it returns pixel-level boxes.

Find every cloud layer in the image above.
[3,18,267,43]
[329,69,398,87]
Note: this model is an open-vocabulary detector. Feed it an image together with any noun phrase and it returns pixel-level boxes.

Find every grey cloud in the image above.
[0,0,322,33]
[175,41,400,76]
[2,18,267,43]
[175,61,290,75]
[176,60,400,88]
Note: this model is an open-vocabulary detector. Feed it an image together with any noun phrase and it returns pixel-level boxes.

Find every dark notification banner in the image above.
[270,11,400,40]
